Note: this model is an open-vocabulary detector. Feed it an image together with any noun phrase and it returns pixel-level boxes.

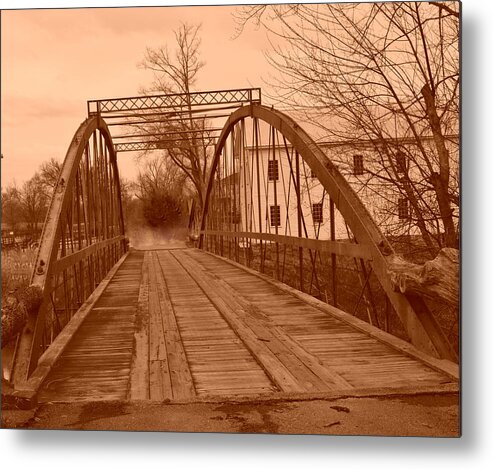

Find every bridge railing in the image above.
[33,233,125,356]
[8,116,127,385]
[200,104,458,362]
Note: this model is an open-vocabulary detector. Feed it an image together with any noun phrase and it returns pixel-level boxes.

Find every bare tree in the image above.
[19,173,48,232]
[135,155,188,227]
[2,158,61,236]
[138,23,212,211]
[235,2,459,255]
[119,177,137,225]
[39,157,62,198]
[1,183,22,232]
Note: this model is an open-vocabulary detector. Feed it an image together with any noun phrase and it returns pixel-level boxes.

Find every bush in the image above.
[142,192,182,228]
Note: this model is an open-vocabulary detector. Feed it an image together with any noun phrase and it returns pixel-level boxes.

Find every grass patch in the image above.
[1,247,37,294]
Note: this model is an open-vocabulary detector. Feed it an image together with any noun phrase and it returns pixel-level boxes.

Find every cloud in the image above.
[2,95,80,122]
[91,6,191,36]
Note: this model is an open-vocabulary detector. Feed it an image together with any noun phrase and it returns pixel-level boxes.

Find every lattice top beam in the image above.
[87,88,261,116]
[114,137,218,153]
[87,88,261,153]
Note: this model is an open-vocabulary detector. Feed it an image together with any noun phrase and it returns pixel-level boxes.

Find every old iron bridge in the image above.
[4,88,458,403]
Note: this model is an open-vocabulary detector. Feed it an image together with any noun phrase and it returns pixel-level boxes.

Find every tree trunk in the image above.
[422,84,457,248]
[387,248,459,309]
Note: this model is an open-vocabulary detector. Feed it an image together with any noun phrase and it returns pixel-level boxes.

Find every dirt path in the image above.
[2,392,459,437]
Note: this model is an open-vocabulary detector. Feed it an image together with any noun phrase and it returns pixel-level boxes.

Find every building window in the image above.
[270,205,281,227]
[312,203,323,224]
[353,154,364,175]
[268,160,279,181]
[231,206,241,225]
[396,151,407,174]
[398,198,409,220]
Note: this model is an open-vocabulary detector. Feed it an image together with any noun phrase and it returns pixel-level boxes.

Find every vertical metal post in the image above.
[218,158,224,257]
[296,150,303,292]
[359,259,380,328]
[227,137,232,260]
[241,119,250,267]
[60,220,70,327]
[232,125,239,263]
[272,126,280,280]
[330,198,337,307]
[254,118,264,273]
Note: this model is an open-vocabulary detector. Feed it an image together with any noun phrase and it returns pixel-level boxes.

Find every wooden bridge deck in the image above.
[37,248,458,403]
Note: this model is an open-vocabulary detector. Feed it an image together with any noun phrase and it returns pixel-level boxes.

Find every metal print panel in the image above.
[1,1,460,437]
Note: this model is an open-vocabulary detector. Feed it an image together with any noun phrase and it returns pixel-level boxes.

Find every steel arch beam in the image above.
[200,104,456,361]
[31,116,125,290]
[13,116,126,384]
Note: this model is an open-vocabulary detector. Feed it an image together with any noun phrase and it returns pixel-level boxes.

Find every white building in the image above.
[215,115,459,247]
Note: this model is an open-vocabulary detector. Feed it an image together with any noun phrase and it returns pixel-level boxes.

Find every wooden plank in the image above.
[152,251,196,400]
[52,235,125,275]
[201,230,372,260]
[129,251,150,400]
[34,251,144,402]
[149,360,172,401]
[198,249,459,381]
[159,250,276,395]
[17,251,131,397]
[270,326,353,389]
[147,252,173,400]
[178,249,352,391]
[147,255,167,361]
[190,251,457,391]
[174,250,319,393]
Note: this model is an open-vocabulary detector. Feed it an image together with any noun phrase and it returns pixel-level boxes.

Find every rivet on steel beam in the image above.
[57,178,65,193]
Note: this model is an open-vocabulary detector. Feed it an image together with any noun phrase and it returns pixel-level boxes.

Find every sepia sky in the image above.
[1,2,278,187]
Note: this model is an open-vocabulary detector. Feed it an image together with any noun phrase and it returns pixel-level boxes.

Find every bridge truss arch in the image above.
[14,116,127,383]
[199,104,456,361]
